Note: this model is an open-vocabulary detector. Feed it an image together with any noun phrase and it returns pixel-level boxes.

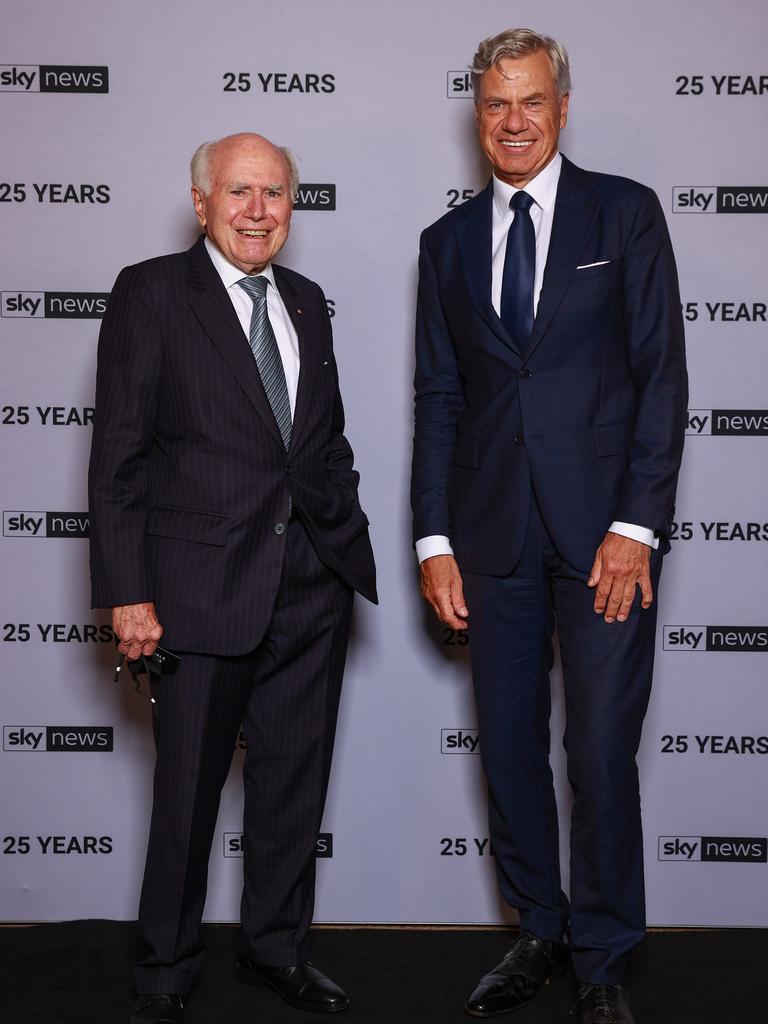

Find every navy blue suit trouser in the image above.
[461,497,662,985]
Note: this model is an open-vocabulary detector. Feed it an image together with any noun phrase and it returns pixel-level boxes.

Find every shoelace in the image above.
[501,932,540,972]
[572,984,619,1019]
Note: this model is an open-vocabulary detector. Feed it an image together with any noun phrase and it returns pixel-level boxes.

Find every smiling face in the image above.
[475,50,569,188]
[191,134,293,274]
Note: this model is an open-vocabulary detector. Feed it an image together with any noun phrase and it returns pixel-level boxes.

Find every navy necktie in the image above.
[500,190,536,349]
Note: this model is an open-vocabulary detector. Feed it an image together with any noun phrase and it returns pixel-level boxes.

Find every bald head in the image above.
[191,133,298,198]
[190,132,296,275]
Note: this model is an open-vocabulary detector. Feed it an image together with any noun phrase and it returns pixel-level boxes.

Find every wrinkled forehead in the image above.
[487,51,559,92]
[211,140,290,187]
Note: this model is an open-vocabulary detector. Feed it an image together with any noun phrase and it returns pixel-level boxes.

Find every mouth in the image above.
[237,229,268,238]
[499,140,535,150]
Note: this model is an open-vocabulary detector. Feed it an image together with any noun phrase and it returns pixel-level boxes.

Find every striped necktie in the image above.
[237,275,292,450]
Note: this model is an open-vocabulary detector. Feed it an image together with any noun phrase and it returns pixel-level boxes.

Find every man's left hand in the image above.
[588,532,653,623]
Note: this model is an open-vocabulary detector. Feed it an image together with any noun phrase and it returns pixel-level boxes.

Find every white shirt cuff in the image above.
[415,535,454,564]
[416,524,657,563]
[609,521,658,549]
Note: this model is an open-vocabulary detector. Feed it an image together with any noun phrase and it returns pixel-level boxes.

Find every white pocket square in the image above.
[576,260,611,269]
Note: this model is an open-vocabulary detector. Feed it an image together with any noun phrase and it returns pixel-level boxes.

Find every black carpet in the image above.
[0,921,765,1023]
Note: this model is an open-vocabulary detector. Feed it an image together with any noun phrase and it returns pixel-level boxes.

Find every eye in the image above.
[266,189,282,199]
[230,189,246,197]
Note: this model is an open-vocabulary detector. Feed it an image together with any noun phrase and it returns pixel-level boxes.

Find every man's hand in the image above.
[588,532,653,623]
[420,554,469,630]
[113,603,163,660]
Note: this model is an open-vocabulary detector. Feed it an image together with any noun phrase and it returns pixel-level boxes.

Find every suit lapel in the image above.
[273,265,319,453]
[186,237,286,449]
[526,156,600,359]
[455,182,523,358]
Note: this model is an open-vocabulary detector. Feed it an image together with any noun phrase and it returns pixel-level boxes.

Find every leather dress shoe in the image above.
[130,993,184,1024]
[237,955,350,1013]
[573,984,634,1024]
[465,931,569,1017]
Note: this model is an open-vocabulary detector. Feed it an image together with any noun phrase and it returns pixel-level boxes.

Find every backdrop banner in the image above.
[1,0,766,927]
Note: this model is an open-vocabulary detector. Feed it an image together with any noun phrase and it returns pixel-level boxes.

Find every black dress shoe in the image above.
[130,993,184,1024]
[237,955,350,1013]
[573,984,634,1023]
[465,931,569,1017]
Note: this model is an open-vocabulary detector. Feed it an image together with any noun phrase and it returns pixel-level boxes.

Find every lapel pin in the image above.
[296,308,303,315]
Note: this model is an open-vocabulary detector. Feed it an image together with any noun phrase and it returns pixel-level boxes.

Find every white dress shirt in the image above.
[415,154,656,563]
[204,236,300,416]
[491,152,561,318]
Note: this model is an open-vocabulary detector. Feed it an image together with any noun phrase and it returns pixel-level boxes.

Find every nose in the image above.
[244,191,266,219]
[501,104,527,134]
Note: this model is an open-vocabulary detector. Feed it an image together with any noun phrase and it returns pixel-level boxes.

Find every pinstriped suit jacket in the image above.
[88,236,376,655]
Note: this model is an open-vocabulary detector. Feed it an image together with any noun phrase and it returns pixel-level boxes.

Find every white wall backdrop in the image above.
[1,0,767,927]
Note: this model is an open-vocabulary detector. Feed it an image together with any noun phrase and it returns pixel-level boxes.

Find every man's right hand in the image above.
[113,603,163,661]
[419,554,469,630]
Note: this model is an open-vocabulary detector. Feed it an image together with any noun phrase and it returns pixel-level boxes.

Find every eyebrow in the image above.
[484,90,548,103]
[227,181,286,191]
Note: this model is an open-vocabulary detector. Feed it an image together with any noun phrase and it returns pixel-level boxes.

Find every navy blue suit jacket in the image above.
[411,156,687,575]
[89,237,376,655]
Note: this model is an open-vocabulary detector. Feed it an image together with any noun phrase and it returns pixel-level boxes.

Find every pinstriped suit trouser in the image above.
[133,518,354,995]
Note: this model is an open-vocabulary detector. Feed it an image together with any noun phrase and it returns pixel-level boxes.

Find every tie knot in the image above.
[237,275,269,300]
[510,190,534,212]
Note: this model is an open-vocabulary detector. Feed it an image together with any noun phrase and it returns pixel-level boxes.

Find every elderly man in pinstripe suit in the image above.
[88,132,376,1024]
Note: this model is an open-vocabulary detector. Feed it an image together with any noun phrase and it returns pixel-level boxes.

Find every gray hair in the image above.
[470,28,571,100]
[190,135,299,198]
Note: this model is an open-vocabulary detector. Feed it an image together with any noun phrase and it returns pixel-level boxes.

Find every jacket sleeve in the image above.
[615,188,688,537]
[410,229,465,543]
[88,264,163,608]
[321,295,361,497]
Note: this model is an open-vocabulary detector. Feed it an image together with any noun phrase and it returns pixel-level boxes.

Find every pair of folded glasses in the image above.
[112,641,181,702]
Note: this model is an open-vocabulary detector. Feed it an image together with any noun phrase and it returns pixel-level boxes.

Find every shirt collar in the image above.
[204,236,276,291]
[492,151,562,218]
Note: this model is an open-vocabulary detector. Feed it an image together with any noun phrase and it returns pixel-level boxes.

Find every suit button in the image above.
[513,433,524,445]
[519,368,532,378]
[274,522,286,535]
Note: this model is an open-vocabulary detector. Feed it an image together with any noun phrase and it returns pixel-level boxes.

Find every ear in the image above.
[559,92,570,129]
[191,186,206,228]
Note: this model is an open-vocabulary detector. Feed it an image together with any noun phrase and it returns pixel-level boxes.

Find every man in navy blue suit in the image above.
[411,29,686,1024]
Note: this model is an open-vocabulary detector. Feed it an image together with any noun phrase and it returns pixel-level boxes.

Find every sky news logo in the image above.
[3,726,113,752]
[441,729,480,753]
[447,70,473,97]
[673,186,768,213]
[294,184,335,211]
[1,292,109,318]
[686,409,768,435]
[663,626,768,652]
[658,836,767,862]
[3,511,89,538]
[224,832,333,857]
[0,65,108,92]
